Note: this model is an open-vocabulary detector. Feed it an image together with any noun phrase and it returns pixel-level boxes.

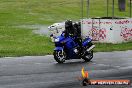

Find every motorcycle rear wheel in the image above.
[82,50,93,62]
[53,50,66,63]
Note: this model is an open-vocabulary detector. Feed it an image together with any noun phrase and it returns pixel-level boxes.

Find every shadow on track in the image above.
[53,60,94,68]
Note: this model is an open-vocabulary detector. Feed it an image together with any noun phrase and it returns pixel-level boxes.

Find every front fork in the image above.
[60,49,64,56]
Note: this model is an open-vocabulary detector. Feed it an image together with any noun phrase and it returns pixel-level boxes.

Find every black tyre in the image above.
[53,50,66,63]
[82,50,93,62]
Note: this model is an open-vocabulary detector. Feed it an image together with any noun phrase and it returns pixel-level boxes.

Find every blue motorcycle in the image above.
[53,33,95,63]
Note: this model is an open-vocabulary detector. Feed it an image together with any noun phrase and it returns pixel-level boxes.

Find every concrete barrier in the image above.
[81,18,132,43]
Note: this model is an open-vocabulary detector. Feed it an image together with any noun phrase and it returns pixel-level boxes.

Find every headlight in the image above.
[54,38,59,42]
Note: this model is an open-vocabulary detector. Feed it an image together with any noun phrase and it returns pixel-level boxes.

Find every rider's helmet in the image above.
[65,20,73,28]
[73,22,78,28]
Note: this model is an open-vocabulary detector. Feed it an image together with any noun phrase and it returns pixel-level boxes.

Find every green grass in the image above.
[0,0,131,57]
[0,0,131,25]
[0,26,54,57]
[94,42,132,52]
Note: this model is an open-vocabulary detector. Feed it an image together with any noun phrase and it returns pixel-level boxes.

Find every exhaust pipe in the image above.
[87,45,95,52]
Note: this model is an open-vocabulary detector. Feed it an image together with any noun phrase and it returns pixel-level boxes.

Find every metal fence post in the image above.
[87,0,90,18]
[130,0,132,17]
[107,0,109,17]
[81,0,84,19]
[112,0,115,19]
[81,0,84,38]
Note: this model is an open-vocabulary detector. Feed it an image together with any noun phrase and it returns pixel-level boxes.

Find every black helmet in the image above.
[73,22,78,27]
[65,20,72,28]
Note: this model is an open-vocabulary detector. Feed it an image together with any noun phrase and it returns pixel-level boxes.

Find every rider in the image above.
[73,21,82,53]
[64,20,82,53]
[73,21,81,38]
[64,20,81,38]
[64,20,75,37]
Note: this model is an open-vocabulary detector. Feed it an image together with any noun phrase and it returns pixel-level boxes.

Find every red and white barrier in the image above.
[81,18,132,43]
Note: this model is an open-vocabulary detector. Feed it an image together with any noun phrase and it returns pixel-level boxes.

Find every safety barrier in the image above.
[81,18,132,43]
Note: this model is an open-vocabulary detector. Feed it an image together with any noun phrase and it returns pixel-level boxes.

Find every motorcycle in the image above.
[53,33,95,63]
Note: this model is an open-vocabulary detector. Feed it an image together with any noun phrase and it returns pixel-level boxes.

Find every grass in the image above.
[94,42,132,52]
[0,26,54,57]
[0,0,131,57]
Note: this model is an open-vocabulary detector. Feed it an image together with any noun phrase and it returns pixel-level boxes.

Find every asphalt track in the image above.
[0,50,132,88]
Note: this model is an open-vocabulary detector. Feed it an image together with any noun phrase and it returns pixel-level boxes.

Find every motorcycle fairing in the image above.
[82,38,92,47]
[54,47,63,51]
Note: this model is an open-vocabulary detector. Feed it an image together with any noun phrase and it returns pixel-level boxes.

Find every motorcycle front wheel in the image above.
[82,50,93,62]
[53,50,66,63]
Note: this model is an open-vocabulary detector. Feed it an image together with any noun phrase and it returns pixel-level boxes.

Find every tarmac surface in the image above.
[0,50,132,88]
